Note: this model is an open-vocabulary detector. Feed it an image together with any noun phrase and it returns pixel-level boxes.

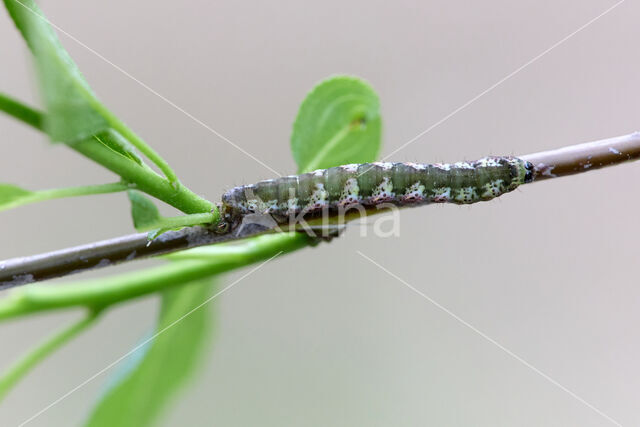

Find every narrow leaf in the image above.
[85,279,215,427]
[3,0,108,142]
[0,184,33,209]
[291,75,382,173]
[127,190,160,231]
[94,131,144,166]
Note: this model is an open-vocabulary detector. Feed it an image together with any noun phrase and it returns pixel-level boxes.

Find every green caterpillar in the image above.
[219,157,534,229]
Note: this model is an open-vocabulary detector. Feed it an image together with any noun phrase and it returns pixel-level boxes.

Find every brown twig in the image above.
[1,131,639,289]
[521,132,640,181]
[0,224,271,290]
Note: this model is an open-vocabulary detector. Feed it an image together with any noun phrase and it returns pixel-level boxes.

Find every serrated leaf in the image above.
[4,0,109,142]
[127,190,160,231]
[291,75,382,173]
[85,279,215,427]
[0,184,32,208]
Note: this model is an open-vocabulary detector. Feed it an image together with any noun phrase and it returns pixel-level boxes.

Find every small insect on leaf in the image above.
[291,75,382,173]
[0,184,33,209]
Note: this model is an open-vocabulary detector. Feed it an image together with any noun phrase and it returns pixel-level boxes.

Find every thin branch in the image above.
[0,223,272,290]
[0,233,314,320]
[1,131,639,290]
[521,132,640,180]
[0,309,100,401]
[0,182,128,212]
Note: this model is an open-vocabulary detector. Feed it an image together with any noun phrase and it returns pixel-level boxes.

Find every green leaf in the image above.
[85,279,215,427]
[3,0,108,142]
[0,184,33,209]
[94,131,144,166]
[127,191,215,237]
[291,75,382,173]
[127,190,160,231]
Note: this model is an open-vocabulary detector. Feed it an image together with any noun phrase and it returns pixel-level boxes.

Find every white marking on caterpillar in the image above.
[340,164,359,173]
[372,162,394,170]
[477,157,501,167]
[433,163,451,171]
[401,182,426,203]
[286,197,300,214]
[481,179,505,198]
[608,147,622,155]
[454,161,474,169]
[431,187,451,202]
[338,178,361,206]
[454,186,478,203]
[264,199,279,213]
[369,176,395,203]
[405,162,427,171]
[246,199,262,212]
[306,183,329,210]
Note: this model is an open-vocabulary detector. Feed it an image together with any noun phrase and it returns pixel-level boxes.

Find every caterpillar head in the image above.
[523,161,535,183]
[213,202,241,234]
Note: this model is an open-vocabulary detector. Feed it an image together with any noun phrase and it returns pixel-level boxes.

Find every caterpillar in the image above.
[219,157,534,230]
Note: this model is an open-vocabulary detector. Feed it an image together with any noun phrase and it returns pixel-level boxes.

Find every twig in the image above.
[1,132,639,290]
[0,224,271,290]
[0,233,314,320]
[521,132,640,180]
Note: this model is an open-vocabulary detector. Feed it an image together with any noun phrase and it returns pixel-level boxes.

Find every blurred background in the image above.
[1,0,639,425]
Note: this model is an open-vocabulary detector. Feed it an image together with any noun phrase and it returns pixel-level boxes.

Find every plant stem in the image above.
[153,212,216,230]
[0,182,128,212]
[0,92,43,131]
[0,309,101,401]
[0,96,212,215]
[521,132,640,181]
[71,130,214,215]
[95,105,179,185]
[0,222,283,288]
[0,233,314,320]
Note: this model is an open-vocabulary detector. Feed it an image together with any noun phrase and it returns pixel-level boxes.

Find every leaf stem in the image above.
[0,182,128,212]
[72,131,214,214]
[151,212,216,231]
[0,96,212,215]
[95,106,179,185]
[0,92,44,131]
[0,309,101,401]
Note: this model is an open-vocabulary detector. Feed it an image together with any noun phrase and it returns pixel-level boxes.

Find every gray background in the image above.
[1,0,639,426]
